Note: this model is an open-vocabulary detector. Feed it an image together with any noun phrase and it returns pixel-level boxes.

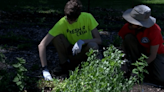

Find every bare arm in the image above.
[38,33,54,67]
[146,45,159,64]
[82,28,102,44]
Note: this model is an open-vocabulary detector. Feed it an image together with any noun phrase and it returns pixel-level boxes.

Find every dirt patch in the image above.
[0,10,164,92]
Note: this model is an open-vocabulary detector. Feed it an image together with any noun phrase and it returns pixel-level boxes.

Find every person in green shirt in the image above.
[38,0,102,80]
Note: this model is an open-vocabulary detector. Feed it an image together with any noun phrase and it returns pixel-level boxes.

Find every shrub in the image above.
[49,45,148,92]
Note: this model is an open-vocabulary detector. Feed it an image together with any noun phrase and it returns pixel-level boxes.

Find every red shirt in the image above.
[119,23,164,54]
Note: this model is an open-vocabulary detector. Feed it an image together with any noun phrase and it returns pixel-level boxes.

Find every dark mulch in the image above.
[0,10,164,92]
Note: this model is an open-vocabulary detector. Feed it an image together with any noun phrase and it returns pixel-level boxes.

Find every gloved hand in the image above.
[72,40,85,55]
[42,69,53,81]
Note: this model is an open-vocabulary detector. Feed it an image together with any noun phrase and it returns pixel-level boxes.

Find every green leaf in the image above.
[20,85,24,90]
[137,62,144,65]
[132,69,139,75]
[12,63,22,68]
[86,49,94,56]
[13,77,19,82]
[110,61,115,66]
[16,81,22,86]
[96,89,100,92]
[16,57,26,64]
[144,70,149,74]
[137,67,142,72]
[131,62,138,66]
[19,66,27,72]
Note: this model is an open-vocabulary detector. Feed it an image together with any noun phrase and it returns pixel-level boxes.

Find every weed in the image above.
[132,54,149,91]
[12,57,29,91]
[0,53,29,92]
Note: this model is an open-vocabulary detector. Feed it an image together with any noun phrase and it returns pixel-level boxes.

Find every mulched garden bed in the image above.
[0,10,164,92]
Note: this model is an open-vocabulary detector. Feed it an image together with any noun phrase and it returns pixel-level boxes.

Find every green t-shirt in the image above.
[49,12,99,45]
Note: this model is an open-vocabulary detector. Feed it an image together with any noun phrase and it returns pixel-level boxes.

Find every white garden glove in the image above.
[42,69,53,81]
[72,40,85,55]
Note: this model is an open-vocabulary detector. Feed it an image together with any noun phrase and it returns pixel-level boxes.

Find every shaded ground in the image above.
[0,7,164,91]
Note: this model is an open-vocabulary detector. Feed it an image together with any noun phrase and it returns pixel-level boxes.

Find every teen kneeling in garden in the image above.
[38,0,102,81]
[119,5,164,85]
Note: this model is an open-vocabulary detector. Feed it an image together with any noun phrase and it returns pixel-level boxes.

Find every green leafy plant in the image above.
[38,45,148,92]
[132,54,149,91]
[0,53,14,92]
[132,54,148,83]
[0,53,29,92]
[12,57,29,91]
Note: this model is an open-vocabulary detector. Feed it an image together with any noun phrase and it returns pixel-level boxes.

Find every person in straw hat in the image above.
[118,5,164,85]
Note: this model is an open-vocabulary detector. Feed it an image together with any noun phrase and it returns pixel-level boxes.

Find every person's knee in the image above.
[52,34,65,44]
[87,42,99,50]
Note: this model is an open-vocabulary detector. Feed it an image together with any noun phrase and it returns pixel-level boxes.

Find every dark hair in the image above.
[64,0,82,21]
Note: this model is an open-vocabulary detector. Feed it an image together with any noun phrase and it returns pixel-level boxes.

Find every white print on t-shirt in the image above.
[141,37,150,43]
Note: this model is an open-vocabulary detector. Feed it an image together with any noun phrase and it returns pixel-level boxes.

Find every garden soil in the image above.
[0,10,164,92]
